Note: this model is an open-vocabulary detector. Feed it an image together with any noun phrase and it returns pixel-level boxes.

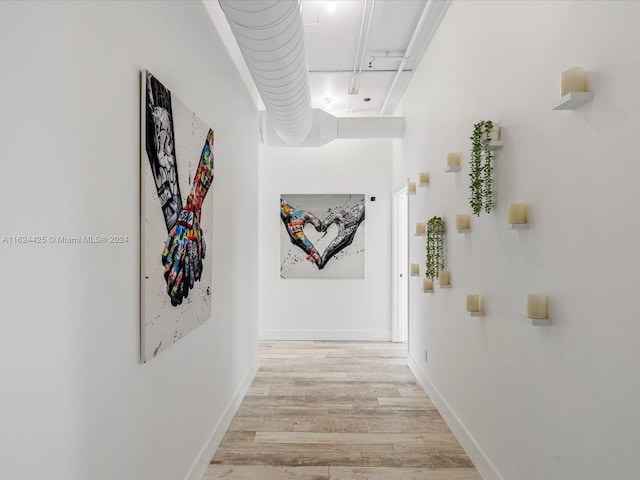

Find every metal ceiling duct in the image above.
[219,0,313,145]
[260,108,405,148]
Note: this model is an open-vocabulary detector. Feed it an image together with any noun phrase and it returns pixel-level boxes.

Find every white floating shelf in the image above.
[439,284,451,289]
[508,223,529,230]
[469,311,485,317]
[445,166,461,173]
[457,228,471,233]
[552,91,593,110]
[488,141,503,151]
[520,314,551,326]
[423,289,434,294]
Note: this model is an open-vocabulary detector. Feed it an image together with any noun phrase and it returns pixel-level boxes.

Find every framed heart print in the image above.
[280,194,365,279]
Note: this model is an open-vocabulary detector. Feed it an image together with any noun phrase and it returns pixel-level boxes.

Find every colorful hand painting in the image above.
[161,131,214,306]
[141,70,215,361]
[280,194,365,279]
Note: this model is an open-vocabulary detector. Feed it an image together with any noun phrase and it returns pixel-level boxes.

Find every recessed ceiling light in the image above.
[326,0,336,13]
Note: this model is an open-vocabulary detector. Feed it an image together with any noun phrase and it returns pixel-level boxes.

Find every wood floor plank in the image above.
[360,452,476,469]
[239,396,358,409]
[203,465,329,479]
[254,432,426,446]
[212,450,363,467]
[270,385,402,398]
[218,431,256,445]
[292,416,451,434]
[246,385,270,396]
[377,396,435,408]
[328,467,482,480]
[228,416,294,432]
[210,341,480,479]
[213,442,393,456]
[254,371,348,380]
[399,386,430,397]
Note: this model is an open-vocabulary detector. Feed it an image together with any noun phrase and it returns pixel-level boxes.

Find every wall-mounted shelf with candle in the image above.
[415,222,427,236]
[507,202,529,229]
[418,172,430,187]
[422,278,434,293]
[466,294,484,316]
[456,214,471,233]
[552,67,592,110]
[446,152,461,172]
[521,294,551,325]
[407,179,417,195]
[438,270,451,288]
[410,263,420,276]
[488,124,503,150]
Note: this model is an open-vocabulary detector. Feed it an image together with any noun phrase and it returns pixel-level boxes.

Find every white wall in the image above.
[259,140,392,340]
[394,1,640,479]
[0,2,258,479]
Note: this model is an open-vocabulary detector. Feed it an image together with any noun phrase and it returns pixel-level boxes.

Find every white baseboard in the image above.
[184,358,260,480]
[259,329,391,341]
[407,353,503,480]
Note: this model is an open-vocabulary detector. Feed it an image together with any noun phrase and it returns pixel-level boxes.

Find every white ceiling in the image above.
[303,0,428,116]
[206,0,450,118]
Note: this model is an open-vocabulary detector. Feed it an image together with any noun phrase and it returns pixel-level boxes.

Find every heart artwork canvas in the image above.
[280,194,365,279]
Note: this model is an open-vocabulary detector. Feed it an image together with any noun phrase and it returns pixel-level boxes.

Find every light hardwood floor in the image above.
[204,341,481,480]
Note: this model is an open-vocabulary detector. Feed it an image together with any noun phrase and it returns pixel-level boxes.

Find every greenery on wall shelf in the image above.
[425,216,445,279]
[469,120,495,216]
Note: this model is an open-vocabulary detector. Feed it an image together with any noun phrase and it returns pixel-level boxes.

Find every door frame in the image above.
[391,187,409,343]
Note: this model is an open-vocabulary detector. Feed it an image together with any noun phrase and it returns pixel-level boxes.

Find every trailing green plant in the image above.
[425,216,445,279]
[469,120,494,216]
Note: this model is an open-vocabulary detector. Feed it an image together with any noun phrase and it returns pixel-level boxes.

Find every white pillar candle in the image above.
[456,214,470,230]
[415,223,426,236]
[447,153,460,167]
[527,294,548,319]
[407,181,416,194]
[419,172,430,185]
[466,294,480,312]
[423,278,434,291]
[438,270,450,285]
[410,263,419,276]
[561,67,587,96]
[507,203,528,224]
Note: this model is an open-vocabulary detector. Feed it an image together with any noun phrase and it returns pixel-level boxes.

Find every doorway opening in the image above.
[392,187,408,344]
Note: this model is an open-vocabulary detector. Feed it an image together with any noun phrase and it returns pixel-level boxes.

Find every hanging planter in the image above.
[425,216,445,279]
[469,120,495,216]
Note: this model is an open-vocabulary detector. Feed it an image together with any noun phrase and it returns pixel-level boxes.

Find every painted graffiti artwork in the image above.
[280,194,365,279]
[141,70,214,362]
